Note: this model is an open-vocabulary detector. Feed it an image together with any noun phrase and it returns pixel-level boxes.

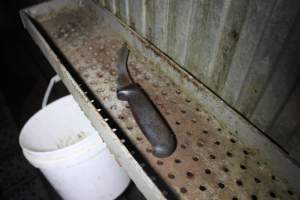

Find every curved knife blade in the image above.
[116,44,132,90]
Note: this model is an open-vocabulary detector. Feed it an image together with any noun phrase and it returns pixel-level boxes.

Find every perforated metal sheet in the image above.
[35,6,298,200]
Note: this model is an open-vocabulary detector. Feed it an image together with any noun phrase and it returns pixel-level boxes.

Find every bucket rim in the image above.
[20,132,105,156]
[22,141,107,167]
[19,95,105,156]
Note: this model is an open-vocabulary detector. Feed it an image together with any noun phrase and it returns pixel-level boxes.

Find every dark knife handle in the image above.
[117,84,176,157]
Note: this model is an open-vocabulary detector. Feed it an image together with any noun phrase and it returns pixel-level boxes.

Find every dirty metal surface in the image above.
[36,7,298,200]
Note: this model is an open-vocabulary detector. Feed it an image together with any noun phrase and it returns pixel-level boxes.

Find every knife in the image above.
[116,44,177,158]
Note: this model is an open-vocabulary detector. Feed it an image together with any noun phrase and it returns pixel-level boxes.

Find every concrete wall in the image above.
[96,0,300,164]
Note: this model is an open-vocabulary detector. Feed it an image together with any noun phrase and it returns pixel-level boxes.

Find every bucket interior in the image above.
[20,95,101,152]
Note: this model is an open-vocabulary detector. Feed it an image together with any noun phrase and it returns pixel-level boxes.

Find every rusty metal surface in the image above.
[31,7,300,200]
[98,0,300,165]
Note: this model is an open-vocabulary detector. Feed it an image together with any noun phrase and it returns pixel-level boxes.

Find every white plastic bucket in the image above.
[19,95,130,200]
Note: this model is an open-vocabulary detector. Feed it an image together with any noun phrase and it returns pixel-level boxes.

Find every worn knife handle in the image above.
[117,84,176,157]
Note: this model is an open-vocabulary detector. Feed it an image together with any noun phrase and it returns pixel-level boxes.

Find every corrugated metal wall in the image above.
[96,0,300,163]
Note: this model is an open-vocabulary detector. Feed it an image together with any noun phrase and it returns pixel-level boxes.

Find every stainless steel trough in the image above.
[20,1,300,199]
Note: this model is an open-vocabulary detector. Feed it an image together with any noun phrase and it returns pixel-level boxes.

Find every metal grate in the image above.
[34,6,298,200]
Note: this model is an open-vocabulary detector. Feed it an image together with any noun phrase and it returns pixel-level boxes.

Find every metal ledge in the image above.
[21,1,300,199]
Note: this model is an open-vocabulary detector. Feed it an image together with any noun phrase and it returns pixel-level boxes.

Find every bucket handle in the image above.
[42,74,61,108]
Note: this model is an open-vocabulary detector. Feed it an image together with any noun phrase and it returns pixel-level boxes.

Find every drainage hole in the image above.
[218,183,225,189]
[181,144,186,149]
[227,152,233,157]
[230,138,236,143]
[202,130,208,134]
[180,187,187,194]
[205,169,211,174]
[271,175,276,181]
[240,164,246,170]
[174,158,181,164]
[256,161,261,166]
[209,154,216,159]
[181,110,186,114]
[118,115,125,120]
[168,173,175,179]
[243,150,249,155]
[157,160,163,165]
[232,197,238,200]
[269,191,276,198]
[176,121,181,125]
[199,185,206,191]
[254,177,261,183]
[251,194,258,200]
[192,156,199,161]
[215,141,220,145]
[186,171,194,178]
[236,179,243,186]
[222,166,229,173]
